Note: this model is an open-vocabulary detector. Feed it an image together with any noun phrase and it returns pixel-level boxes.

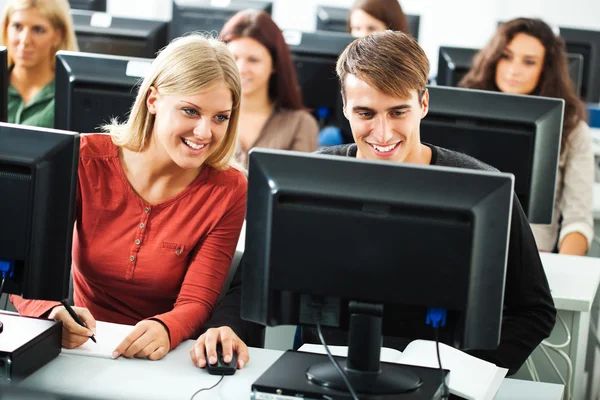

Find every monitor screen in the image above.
[315,5,420,40]
[0,46,7,123]
[436,46,478,87]
[437,46,585,98]
[71,10,168,58]
[170,0,272,40]
[54,51,150,134]
[242,148,513,394]
[421,86,563,224]
[284,30,354,142]
[560,27,600,103]
[0,124,79,301]
[68,0,106,11]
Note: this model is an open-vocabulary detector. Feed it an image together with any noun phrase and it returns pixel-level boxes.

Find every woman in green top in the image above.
[1,0,78,128]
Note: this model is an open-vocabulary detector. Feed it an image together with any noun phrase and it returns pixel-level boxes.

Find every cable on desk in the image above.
[190,375,224,400]
[311,301,360,400]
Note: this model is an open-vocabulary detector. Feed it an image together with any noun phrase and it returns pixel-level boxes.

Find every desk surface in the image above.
[540,252,600,312]
[20,341,563,400]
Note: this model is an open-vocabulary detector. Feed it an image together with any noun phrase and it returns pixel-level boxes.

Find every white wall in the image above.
[105,0,600,76]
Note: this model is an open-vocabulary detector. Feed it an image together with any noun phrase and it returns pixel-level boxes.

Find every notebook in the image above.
[299,340,508,400]
[61,321,135,359]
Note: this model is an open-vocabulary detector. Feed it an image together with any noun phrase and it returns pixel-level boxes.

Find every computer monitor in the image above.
[284,30,354,141]
[68,0,106,11]
[0,46,8,123]
[54,51,149,134]
[71,10,168,58]
[242,148,513,394]
[559,26,600,103]
[170,0,272,40]
[436,46,585,97]
[315,5,421,40]
[436,46,477,87]
[421,86,563,224]
[0,124,79,301]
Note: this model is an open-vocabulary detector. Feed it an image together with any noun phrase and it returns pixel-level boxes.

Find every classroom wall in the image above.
[106,0,600,76]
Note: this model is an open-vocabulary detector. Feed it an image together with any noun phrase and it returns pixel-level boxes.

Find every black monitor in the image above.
[315,5,421,40]
[68,0,106,11]
[0,46,7,123]
[170,0,272,40]
[559,26,600,103]
[242,148,513,394]
[55,51,148,133]
[0,124,79,301]
[284,30,354,141]
[71,10,168,58]
[436,46,585,97]
[421,86,563,224]
[436,46,477,87]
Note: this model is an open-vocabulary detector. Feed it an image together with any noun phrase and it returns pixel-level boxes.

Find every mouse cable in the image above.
[190,374,224,400]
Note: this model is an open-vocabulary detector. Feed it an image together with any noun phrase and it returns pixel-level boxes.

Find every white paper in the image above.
[298,343,403,364]
[90,12,112,28]
[61,321,134,359]
[400,340,508,400]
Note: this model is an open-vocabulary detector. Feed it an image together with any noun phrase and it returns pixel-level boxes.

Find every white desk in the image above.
[20,340,564,400]
[512,253,600,400]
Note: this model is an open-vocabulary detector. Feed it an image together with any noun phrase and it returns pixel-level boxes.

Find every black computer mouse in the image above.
[206,343,237,376]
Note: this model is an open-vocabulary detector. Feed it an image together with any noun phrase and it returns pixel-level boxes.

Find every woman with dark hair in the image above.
[220,10,318,167]
[347,0,408,38]
[460,18,593,255]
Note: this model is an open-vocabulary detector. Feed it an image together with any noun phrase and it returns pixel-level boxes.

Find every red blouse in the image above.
[11,134,247,349]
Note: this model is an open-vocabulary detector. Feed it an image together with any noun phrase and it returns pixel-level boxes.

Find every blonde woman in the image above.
[11,35,249,366]
[1,0,78,127]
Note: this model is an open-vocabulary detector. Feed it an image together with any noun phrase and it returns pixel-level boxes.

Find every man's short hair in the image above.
[336,30,430,100]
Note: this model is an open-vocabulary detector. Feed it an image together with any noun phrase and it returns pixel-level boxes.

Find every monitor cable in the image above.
[427,308,449,400]
[190,374,224,400]
[312,303,360,400]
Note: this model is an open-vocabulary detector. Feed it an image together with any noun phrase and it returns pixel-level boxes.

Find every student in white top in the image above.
[460,17,594,255]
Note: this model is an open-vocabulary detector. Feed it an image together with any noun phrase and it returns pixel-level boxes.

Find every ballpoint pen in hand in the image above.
[60,300,97,343]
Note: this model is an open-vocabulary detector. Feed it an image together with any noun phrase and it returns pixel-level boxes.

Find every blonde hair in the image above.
[1,0,79,67]
[107,34,243,171]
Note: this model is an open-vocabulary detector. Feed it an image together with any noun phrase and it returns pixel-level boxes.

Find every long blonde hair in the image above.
[1,0,79,67]
[107,34,243,171]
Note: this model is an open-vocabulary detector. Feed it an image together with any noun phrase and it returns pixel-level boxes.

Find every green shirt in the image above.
[8,80,55,129]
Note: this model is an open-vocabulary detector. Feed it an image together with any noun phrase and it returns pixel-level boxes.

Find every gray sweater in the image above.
[301,143,557,375]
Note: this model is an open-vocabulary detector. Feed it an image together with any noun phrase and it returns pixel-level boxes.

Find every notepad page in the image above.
[298,343,403,364]
[399,340,508,400]
[61,321,135,359]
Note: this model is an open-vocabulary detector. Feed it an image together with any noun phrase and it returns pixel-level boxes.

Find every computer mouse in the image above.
[206,343,237,376]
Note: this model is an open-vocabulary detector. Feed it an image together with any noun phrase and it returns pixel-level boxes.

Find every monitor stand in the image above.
[306,302,423,394]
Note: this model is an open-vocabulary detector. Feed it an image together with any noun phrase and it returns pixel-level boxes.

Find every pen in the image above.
[60,300,97,343]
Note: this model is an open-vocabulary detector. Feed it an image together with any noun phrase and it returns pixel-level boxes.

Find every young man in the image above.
[303,30,556,375]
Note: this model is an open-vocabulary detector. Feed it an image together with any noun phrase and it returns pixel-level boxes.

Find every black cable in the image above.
[435,327,450,399]
[189,374,224,400]
[0,277,5,297]
[2,294,7,311]
[315,319,360,400]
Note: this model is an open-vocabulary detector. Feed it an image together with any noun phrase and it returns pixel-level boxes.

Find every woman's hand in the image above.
[48,305,97,349]
[112,320,171,361]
